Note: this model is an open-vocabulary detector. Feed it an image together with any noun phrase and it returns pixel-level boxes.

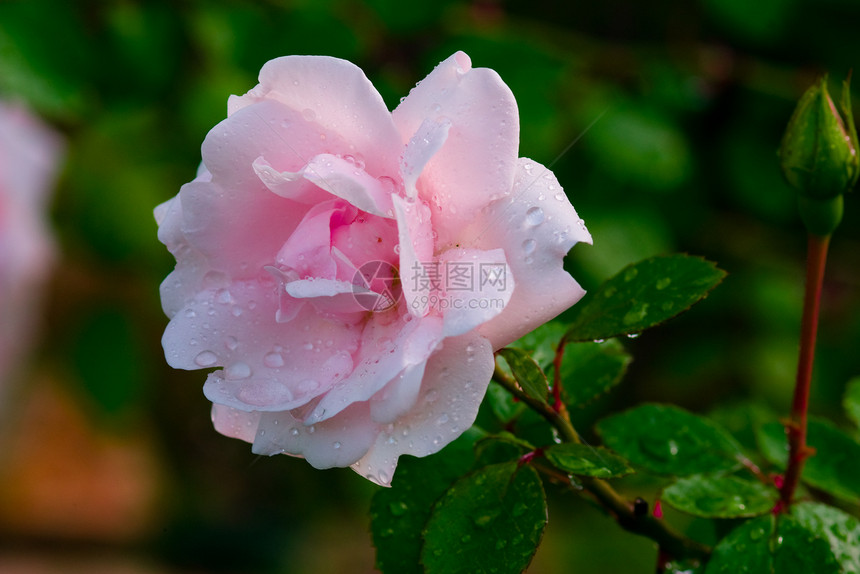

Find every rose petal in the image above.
[275,199,355,280]
[458,157,592,348]
[251,401,378,469]
[211,403,260,443]
[253,156,332,204]
[228,55,401,180]
[305,314,444,425]
[369,362,427,425]
[392,195,434,317]
[393,51,519,247]
[162,279,361,412]
[301,154,395,217]
[351,332,494,486]
[435,247,514,337]
[400,117,451,200]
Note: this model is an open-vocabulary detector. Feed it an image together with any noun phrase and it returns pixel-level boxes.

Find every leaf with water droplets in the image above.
[371,429,481,574]
[843,376,860,429]
[757,419,860,502]
[560,339,632,406]
[596,404,744,476]
[564,255,726,342]
[496,348,549,403]
[705,514,840,574]
[792,502,860,574]
[662,475,778,518]
[421,462,546,574]
[474,433,534,467]
[544,444,633,478]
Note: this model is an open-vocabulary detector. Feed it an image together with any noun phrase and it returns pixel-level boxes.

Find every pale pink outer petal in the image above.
[435,247,514,338]
[156,193,209,318]
[211,403,260,443]
[305,314,444,424]
[228,55,401,180]
[162,279,361,412]
[457,158,592,348]
[392,51,519,247]
[351,332,494,485]
[369,362,427,425]
[392,195,434,317]
[251,402,379,469]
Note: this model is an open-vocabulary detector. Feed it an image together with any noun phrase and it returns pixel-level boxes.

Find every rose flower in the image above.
[156,52,590,484]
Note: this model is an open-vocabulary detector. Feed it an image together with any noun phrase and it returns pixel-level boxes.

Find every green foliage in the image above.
[496,347,550,403]
[543,444,633,478]
[560,340,632,406]
[757,420,860,502]
[421,462,547,574]
[662,475,778,518]
[844,376,860,429]
[596,404,744,476]
[565,255,726,342]
[371,431,480,574]
[705,514,840,574]
[792,503,860,573]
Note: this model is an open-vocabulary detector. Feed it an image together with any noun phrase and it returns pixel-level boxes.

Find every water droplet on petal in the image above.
[333,441,342,449]
[522,238,537,255]
[194,351,218,367]
[526,206,546,227]
[225,336,239,351]
[263,351,285,368]
[226,362,252,380]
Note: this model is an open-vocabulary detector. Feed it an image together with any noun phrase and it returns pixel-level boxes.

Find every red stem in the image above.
[780,233,830,508]
[552,336,568,411]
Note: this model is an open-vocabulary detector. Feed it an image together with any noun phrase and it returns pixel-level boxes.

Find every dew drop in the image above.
[225,336,239,351]
[194,351,218,367]
[436,413,450,425]
[522,238,537,255]
[184,309,197,318]
[290,428,300,436]
[226,362,252,380]
[525,206,545,226]
[263,351,285,368]
[333,441,342,449]
[554,192,566,201]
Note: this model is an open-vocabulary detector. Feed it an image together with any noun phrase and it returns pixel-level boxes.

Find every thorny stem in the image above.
[492,366,711,562]
[780,233,830,509]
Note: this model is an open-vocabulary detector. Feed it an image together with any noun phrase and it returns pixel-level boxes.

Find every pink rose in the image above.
[156,52,591,484]
[0,103,61,389]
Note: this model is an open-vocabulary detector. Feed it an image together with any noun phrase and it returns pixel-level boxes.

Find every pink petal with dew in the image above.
[435,247,513,337]
[251,401,379,469]
[211,403,260,444]
[301,153,395,217]
[400,116,451,200]
[393,51,519,247]
[253,156,332,205]
[460,157,592,348]
[351,332,494,486]
[274,199,355,280]
[392,194,434,317]
[228,55,401,180]
[369,362,428,425]
[305,314,444,425]
[162,279,361,412]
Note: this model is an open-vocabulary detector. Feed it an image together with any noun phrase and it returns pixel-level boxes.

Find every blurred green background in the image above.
[1,0,859,572]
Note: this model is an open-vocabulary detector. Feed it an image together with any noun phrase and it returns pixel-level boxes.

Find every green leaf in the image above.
[792,502,860,573]
[757,420,860,502]
[565,255,726,342]
[482,381,525,425]
[596,404,744,476]
[544,444,633,478]
[496,348,549,403]
[705,514,840,574]
[510,321,568,369]
[560,340,632,406]
[844,376,860,429]
[474,434,533,467]
[662,475,778,518]
[422,462,547,574]
[371,430,480,574]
